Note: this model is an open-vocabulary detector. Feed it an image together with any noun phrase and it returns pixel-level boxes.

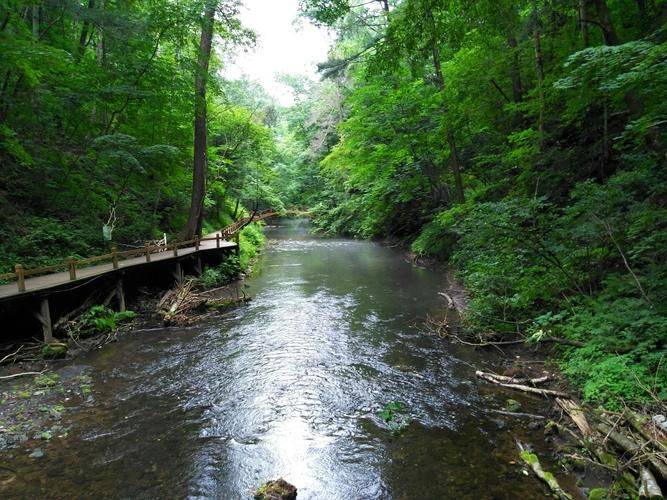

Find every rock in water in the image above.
[254,478,297,500]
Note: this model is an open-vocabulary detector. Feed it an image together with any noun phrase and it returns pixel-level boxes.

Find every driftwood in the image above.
[481,372,549,385]
[476,370,570,398]
[0,346,22,365]
[517,441,573,500]
[626,411,667,454]
[0,371,45,380]
[556,398,593,438]
[489,409,546,419]
[157,279,248,326]
[639,467,663,499]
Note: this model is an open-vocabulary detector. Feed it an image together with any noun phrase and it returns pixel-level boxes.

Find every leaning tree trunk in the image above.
[185,0,218,239]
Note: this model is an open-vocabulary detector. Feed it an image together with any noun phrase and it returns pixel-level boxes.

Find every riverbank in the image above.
[379,236,665,498]
[427,271,666,498]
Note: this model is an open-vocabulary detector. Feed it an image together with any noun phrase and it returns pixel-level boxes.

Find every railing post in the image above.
[145,245,151,262]
[15,264,25,292]
[172,242,178,257]
[216,234,220,248]
[68,258,77,280]
[195,236,200,251]
[111,246,119,269]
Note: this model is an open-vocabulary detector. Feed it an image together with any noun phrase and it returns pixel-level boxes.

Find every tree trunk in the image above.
[507,36,523,102]
[185,0,218,239]
[592,0,619,45]
[447,129,465,203]
[77,0,95,60]
[579,0,590,47]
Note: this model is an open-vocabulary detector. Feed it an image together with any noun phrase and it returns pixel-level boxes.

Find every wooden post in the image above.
[111,246,119,269]
[194,256,202,275]
[15,264,26,292]
[171,262,183,284]
[35,298,53,343]
[216,233,220,248]
[172,242,178,257]
[195,236,200,251]
[68,258,77,280]
[234,233,240,256]
[115,278,126,312]
[145,245,151,262]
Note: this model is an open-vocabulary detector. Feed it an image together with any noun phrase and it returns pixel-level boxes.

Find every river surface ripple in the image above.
[2,219,556,499]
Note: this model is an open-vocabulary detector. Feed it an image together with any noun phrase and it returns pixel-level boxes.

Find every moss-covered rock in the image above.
[254,478,297,500]
[41,343,68,359]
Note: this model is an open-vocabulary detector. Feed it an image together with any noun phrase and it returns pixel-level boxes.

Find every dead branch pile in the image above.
[477,368,667,497]
[157,279,248,326]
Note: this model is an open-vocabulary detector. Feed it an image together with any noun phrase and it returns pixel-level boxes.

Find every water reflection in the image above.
[2,219,557,499]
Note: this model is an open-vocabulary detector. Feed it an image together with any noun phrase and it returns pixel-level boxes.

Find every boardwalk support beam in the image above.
[194,256,202,276]
[116,278,126,312]
[34,298,53,343]
[171,262,183,284]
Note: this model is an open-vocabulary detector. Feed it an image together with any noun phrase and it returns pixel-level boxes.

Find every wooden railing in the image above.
[0,209,279,293]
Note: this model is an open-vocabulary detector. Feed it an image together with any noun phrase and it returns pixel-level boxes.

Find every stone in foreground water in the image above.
[254,478,297,500]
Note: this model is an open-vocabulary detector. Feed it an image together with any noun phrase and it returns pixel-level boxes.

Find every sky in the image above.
[224,0,333,106]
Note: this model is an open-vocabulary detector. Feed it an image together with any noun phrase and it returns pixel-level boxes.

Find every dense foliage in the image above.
[2,0,665,409]
[291,0,666,407]
[0,0,280,271]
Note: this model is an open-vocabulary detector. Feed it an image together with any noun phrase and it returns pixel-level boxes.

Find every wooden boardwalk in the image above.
[0,231,235,301]
[0,210,289,341]
[0,210,287,303]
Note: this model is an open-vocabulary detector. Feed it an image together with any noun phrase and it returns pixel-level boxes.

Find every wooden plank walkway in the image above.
[0,231,235,302]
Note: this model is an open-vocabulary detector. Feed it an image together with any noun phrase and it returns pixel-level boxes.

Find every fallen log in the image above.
[482,372,549,385]
[476,371,570,398]
[626,410,667,455]
[639,467,663,499]
[517,441,573,500]
[598,422,667,482]
[489,409,546,419]
[556,398,593,438]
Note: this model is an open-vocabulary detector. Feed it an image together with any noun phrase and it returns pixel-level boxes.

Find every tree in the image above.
[185,0,218,239]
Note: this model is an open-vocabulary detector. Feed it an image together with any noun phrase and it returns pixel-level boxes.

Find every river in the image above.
[2,219,561,498]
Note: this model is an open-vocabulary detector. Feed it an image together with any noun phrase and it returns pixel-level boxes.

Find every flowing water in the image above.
[1,219,564,499]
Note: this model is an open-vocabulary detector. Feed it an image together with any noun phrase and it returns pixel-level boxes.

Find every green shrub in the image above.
[200,254,241,288]
[77,306,136,337]
[239,223,265,270]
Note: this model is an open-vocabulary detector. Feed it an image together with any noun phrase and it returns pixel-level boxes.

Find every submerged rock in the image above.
[254,478,297,500]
